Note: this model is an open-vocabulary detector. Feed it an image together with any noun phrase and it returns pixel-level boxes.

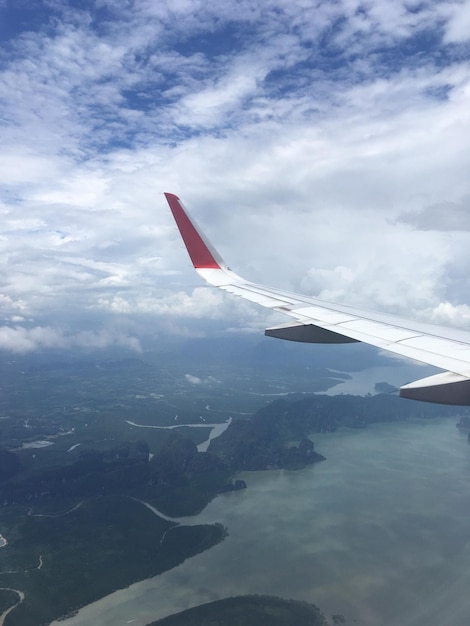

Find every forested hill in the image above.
[209,392,468,471]
[252,392,468,433]
[1,393,465,516]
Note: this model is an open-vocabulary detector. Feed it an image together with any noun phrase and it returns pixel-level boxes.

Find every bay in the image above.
[52,417,470,626]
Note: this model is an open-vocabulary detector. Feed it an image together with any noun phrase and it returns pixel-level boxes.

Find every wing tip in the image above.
[164,192,179,201]
[165,192,224,270]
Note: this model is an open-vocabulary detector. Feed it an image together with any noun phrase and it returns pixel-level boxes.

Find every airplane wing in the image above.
[165,192,470,405]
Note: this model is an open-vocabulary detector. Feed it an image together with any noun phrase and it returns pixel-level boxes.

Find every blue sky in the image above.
[1,0,470,353]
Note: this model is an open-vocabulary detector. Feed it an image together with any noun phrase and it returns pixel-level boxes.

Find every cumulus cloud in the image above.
[1,0,470,352]
[427,302,470,328]
[96,287,227,316]
[185,373,221,385]
[0,326,141,354]
[442,1,470,43]
[185,374,203,384]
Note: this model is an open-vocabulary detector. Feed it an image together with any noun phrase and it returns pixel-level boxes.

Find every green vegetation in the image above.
[0,432,231,517]
[0,589,21,614]
[0,449,20,481]
[210,417,325,471]
[0,496,226,626]
[150,595,329,626]
[209,392,465,471]
[0,343,466,625]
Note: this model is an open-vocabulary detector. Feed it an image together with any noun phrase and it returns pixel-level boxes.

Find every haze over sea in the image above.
[54,415,470,626]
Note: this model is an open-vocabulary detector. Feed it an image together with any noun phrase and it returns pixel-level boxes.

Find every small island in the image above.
[374,381,398,394]
[150,595,329,626]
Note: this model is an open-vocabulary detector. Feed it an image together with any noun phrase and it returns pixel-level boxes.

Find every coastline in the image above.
[50,417,470,626]
[0,589,24,626]
[125,417,232,452]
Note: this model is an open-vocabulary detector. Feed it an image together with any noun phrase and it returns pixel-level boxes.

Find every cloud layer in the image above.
[1,1,470,351]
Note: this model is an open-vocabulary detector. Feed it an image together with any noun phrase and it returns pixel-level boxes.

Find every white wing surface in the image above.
[165,193,470,405]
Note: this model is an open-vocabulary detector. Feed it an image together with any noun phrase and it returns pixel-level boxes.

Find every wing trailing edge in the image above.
[165,192,470,405]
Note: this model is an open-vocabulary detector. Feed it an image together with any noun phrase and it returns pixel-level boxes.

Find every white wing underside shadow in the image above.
[165,193,470,405]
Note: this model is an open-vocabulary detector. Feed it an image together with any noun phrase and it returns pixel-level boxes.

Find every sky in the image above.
[1,0,470,354]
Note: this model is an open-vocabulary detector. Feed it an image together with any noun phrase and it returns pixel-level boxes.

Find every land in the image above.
[374,381,398,394]
[0,434,230,517]
[151,595,329,625]
[1,497,226,626]
[0,338,466,625]
[209,392,464,471]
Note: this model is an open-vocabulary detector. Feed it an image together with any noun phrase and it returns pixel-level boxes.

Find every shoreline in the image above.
[0,589,24,626]
[48,417,470,626]
[125,417,232,452]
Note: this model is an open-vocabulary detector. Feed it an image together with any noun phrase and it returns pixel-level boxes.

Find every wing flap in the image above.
[265,322,359,344]
[400,372,470,405]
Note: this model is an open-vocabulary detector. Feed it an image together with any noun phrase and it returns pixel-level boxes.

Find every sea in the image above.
[52,414,470,626]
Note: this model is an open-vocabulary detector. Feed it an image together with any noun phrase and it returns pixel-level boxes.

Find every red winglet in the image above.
[165,193,223,269]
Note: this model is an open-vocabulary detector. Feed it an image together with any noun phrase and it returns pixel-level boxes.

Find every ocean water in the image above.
[53,417,470,626]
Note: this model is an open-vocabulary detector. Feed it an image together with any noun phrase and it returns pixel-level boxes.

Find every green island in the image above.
[151,595,329,625]
[0,349,467,625]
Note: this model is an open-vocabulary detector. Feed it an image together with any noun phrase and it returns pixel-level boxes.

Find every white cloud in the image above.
[398,198,470,231]
[185,373,221,385]
[172,57,265,129]
[185,373,202,384]
[96,286,279,331]
[427,302,470,328]
[442,0,470,43]
[0,0,470,352]
[0,325,141,354]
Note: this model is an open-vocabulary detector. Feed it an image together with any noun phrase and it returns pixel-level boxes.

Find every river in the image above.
[51,416,470,626]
